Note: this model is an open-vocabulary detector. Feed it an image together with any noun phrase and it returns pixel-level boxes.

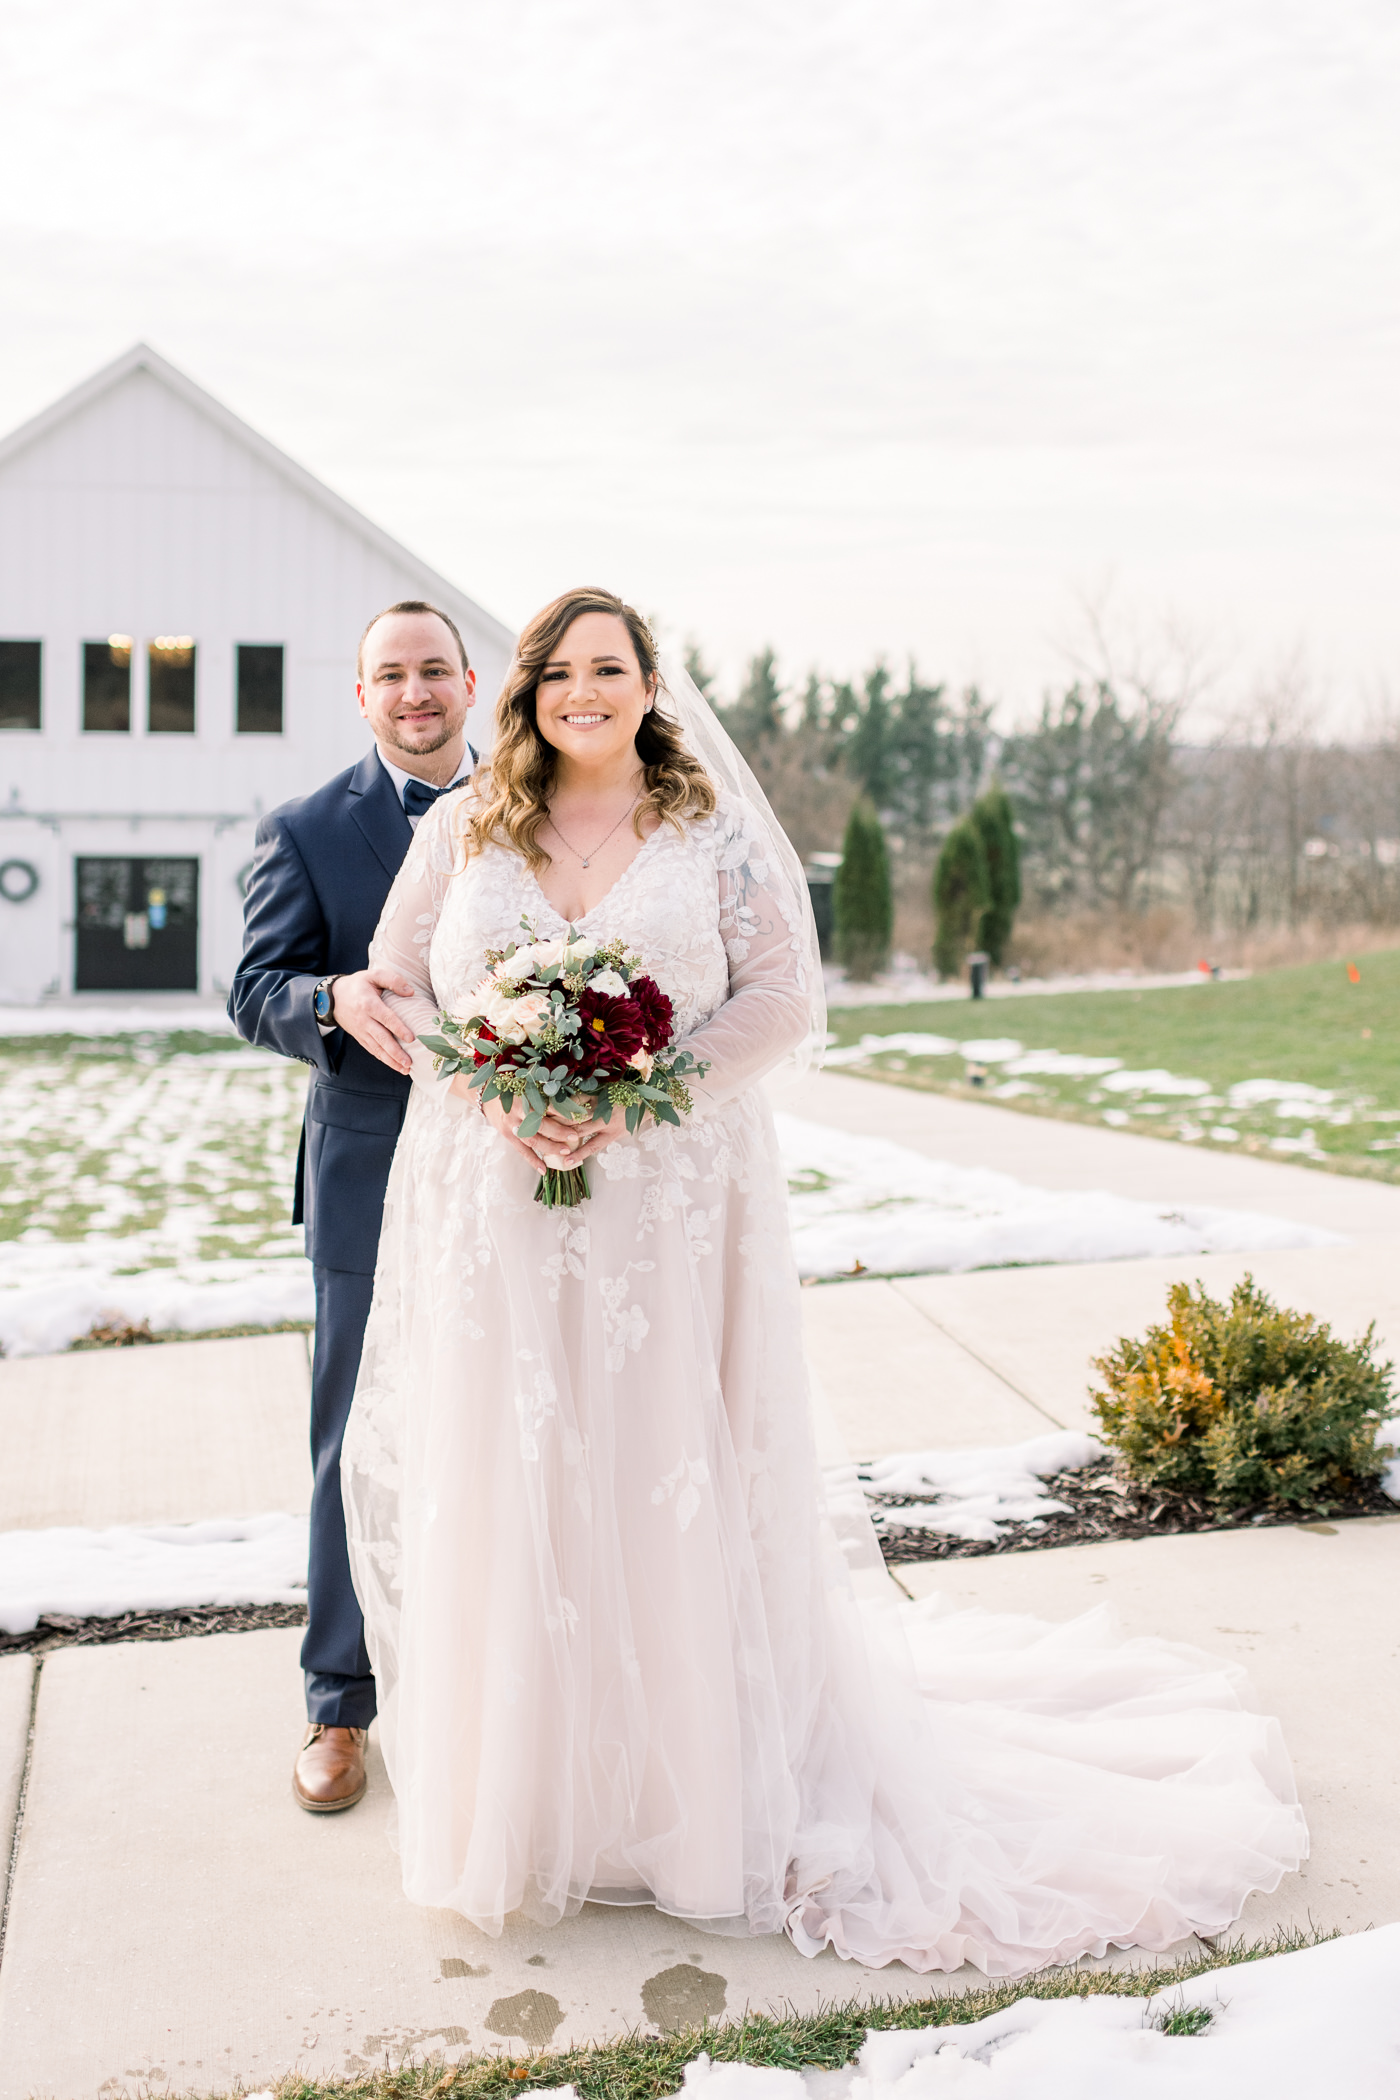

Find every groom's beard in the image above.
[381,717,459,756]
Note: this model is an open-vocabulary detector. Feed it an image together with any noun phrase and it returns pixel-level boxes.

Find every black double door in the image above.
[75,857,199,991]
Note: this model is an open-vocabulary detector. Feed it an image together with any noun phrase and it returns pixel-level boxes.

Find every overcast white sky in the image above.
[1,0,1397,723]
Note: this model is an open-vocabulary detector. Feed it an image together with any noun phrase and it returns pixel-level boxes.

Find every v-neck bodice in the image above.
[425,803,731,1040]
[524,821,667,934]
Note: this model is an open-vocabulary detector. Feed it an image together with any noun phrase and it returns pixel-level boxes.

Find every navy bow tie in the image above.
[402,776,466,819]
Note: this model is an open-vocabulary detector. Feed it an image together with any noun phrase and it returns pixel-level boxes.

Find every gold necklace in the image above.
[546,793,641,869]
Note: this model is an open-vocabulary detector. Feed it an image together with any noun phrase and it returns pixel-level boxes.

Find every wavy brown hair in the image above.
[460,587,716,870]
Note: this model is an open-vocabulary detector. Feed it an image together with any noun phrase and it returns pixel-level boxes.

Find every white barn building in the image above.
[0,343,513,1005]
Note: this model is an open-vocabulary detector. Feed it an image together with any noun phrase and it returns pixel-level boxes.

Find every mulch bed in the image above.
[871,1457,1399,1565]
[0,1601,308,1656]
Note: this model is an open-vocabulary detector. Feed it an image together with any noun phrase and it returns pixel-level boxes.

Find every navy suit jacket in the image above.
[228,749,418,1275]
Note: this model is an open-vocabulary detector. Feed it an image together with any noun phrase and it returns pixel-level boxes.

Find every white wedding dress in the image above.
[342,784,1306,1977]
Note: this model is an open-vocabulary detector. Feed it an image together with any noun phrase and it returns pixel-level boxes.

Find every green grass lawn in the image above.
[0,1030,305,1256]
[828,948,1400,1180]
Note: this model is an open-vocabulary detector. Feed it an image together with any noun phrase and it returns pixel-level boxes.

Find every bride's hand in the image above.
[471,1087,606,1169]
[557,1106,621,1163]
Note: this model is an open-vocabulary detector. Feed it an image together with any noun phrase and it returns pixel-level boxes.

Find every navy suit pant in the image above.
[303,1263,378,1726]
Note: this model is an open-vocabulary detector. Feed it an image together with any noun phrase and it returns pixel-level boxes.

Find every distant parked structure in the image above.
[0,343,512,1004]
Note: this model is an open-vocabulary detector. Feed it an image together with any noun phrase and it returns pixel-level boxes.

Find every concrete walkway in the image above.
[788,1070,1400,1447]
[1,1071,1398,2093]
[0,1333,311,1531]
[783,1068,1400,1237]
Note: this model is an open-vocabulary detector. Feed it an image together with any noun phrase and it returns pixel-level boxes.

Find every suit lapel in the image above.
[347,749,412,884]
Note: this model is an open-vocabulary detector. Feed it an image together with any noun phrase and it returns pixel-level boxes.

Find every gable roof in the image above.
[0,342,513,651]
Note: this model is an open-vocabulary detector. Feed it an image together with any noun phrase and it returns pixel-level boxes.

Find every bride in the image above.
[342,585,1306,1975]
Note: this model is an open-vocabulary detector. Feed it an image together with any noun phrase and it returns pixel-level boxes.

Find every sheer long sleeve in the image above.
[368,796,465,1095]
[678,802,816,1113]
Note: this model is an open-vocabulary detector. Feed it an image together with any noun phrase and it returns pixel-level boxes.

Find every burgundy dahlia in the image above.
[627,974,674,1052]
[575,988,647,1072]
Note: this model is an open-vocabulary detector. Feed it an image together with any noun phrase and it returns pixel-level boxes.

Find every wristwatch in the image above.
[312,975,341,1025]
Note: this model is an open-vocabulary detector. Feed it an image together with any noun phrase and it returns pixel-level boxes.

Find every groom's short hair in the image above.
[358,600,471,681]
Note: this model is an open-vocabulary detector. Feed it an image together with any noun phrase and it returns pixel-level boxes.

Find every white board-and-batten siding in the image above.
[0,343,512,1003]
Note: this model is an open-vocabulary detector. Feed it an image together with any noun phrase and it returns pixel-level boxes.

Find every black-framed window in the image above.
[0,640,41,729]
[236,644,284,734]
[149,636,196,733]
[83,638,132,732]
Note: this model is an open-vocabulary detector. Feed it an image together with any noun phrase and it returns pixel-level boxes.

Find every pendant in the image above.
[582,858,590,867]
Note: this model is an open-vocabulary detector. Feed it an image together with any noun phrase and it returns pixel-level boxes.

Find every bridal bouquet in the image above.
[419,919,709,1207]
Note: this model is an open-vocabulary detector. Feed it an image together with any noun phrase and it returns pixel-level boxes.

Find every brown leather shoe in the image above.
[293,1724,367,1812]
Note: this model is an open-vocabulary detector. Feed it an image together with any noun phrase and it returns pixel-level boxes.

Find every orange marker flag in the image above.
[1197,960,1211,975]
[1347,962,1361,983]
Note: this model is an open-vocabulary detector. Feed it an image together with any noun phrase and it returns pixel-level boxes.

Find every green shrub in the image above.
[970,784,1021,965]
[833,801,893,980]
[1090,1275,1396,1514]
[932,818,990,978]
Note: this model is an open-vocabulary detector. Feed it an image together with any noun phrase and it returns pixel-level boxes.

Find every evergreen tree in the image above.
[970,784,1021,964]
[845,662,896,810]
[886,663,945,834]
[834,801,893,980]
[727,647,785,755]
[683,641,717,703]
[933,818,991,978]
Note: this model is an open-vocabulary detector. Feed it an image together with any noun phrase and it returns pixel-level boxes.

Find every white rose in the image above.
[509,993,552,1041]
[562,937,593,966]
[479,985,523,1037]
[528,939,565,970]
[589,968,629,998]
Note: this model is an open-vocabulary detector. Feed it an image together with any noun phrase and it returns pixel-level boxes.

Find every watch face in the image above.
[314,983,332,1019]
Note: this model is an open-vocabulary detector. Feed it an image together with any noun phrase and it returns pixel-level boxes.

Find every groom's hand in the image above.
[330,966,418,1074]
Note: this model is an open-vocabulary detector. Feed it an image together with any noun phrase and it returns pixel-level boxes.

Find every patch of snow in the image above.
[0,1001,238,1038]
[776,1116,1344,1281]
[1228,1078,1335,1108]
[1381,1417,1400,1502]
[1102,1068,1212,1097]
[0,1240,312,1357]
[823,967,1251,1011]
[824,1032,961,1066]
[0,1512,308,1635]
[861,1432,1104,1543]
[1208,1125,1241,1141]
[676,1923,1400,2098]
[957,1039,1024,1062]
[0,1092,1362,1357]
[1003,1051,1124,1076]
[1270,1131,1323,1156]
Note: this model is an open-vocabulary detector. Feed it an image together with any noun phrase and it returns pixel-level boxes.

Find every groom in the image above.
[229,601,478,1812]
